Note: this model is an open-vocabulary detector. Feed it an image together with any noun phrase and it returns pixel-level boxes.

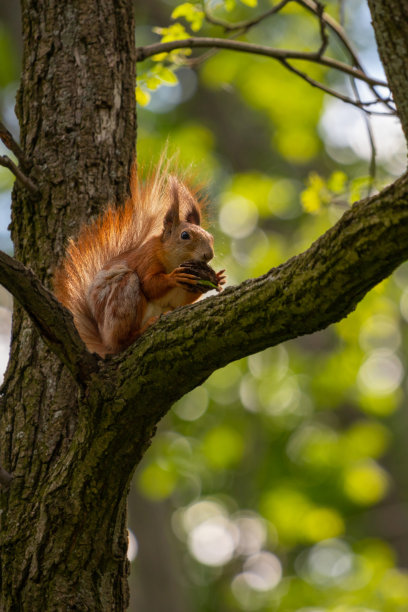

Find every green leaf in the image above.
[171,2,197,20]
[145,75,162,90]
[156,23,190,42]
[197,279,218,289]
[171,2,204,31]
[301,172,330,213]
[156,66,179,85]
[135,86,151,106]
[328,170,348,194]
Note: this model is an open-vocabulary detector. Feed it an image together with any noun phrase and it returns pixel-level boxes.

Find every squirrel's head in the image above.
[161,176,214,270]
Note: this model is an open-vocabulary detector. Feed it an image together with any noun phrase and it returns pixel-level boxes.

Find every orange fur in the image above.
[54,158,214,357]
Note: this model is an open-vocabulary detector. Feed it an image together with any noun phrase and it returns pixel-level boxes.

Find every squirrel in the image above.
[54,162,225,357]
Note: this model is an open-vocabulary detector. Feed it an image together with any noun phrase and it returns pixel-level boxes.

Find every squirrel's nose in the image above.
[203,248,214,262]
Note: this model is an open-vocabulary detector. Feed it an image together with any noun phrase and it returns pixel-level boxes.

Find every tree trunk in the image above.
[0,0,136,609]
[367,0,408,141]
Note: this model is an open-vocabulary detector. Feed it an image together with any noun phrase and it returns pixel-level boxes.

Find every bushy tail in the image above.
[54,158,182,355]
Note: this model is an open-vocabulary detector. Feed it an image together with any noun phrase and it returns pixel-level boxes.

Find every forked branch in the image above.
[0,156,40,196]
[136,37,392,113]
[137,38,385,87]
[0,120,28,169]
[139,0,394,114]
[0,251,98,382]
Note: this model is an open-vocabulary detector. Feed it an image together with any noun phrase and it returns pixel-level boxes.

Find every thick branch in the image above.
[56,174,408,511]
[104,172,408,434]
[0,251,98,381]
[136,38,387,89]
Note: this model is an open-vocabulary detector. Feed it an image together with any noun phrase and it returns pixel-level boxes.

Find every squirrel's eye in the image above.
[181,231,190,240]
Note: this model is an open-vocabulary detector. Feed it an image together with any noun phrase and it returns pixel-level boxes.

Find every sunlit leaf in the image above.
[328,170,348,194]
[172,2,204,31]
[155,66,179,85]
[135,86,151,106]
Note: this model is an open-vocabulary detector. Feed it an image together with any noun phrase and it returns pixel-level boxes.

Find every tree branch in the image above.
[136,38,388,89]
[314,0,329,57]
[279,58,391,113]
[0,120,28,169]
[103,172,408,433]
[162,0,394,112]
[203,0,291,32]
[0,156,40,196]
[0,251,98,382]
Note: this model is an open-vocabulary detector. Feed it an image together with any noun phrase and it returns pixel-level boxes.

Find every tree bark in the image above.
[0,0,136,609]
[367,0,408,140]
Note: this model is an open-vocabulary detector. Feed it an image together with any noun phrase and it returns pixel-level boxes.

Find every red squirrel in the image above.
[54,162,225,357]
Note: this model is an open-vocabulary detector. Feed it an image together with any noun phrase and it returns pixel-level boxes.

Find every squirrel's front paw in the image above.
[215,269,226,290]
[179,261,225,293]
[171,268,203,293]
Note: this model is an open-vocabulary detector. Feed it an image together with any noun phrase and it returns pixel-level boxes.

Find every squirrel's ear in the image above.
[162,177,180,238]
[185,203,201,226]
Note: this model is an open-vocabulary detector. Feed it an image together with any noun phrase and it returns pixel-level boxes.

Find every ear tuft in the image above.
[185,204,201,226]
[162,175,180,237]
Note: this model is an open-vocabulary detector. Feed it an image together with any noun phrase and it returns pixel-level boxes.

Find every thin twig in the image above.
[295,0,394,112]
[201,0,393,112]
[203,0,291,32]
[364,111,377,195]
[315,0,329,57]
[202,0,360,75]
[0,121,28,169]
[279,59,391,113]
[297,0,360,66]
[168,0,393,112]
[349,78,377,195]
[136,38,388,88]
[0,155,40,196]
[0,464,13,487]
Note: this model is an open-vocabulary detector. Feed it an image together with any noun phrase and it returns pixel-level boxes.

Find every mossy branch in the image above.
[100,172,408,435]
[0,251,98,382]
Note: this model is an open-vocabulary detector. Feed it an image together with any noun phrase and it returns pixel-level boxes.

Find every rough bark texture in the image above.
[0,1,408,611]
[367,0,408,140]
[0,0,136,610]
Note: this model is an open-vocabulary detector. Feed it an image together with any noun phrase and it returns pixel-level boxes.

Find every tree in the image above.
[0,0,407,609]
